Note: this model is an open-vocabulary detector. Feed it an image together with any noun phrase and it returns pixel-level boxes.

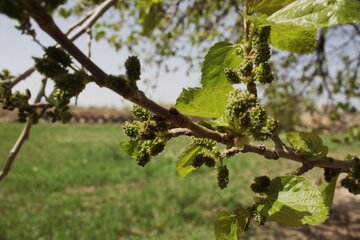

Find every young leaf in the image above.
[176,144,203,176]
[286,132,328,161]
[176,42,242,118]
[320,175,339,209]
[214,211,239,240]
[215,209,250,240]
[257,176,329,227]
[119,140,139,158]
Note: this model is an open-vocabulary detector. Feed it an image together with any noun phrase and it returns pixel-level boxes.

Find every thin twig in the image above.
[0,121,32,182]
[168,128,194,137]
[0,78,48,182]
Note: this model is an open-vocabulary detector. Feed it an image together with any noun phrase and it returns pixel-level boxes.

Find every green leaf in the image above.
[215,209,250,240]
[95,31,106,42]
[176,144,203,176]
[320,175,339,209]
[138,0,164,37]
[214,211,239,240]
[268,0,360,28]
[257,176,329,227]
[253,0,297,15]
[249,16,317,54]
[249,0,360,54]
[269,23,317,54]
[286,132,328,161]
[176,42,242,118]
[119,140,139,158]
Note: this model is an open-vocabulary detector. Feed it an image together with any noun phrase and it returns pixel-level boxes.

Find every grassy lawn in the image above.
[0,123,359,240]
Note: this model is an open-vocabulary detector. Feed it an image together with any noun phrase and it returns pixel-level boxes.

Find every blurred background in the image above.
[0,1,359,239]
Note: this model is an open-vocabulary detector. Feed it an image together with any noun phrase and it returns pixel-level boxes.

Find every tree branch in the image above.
[168,128,194,137]
[24,4,358,172]
[0,78,48,183]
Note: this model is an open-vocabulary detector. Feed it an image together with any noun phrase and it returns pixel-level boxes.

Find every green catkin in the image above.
[149,138,166,156]
[250,176,271,194]
[192,154,204,168]
[34,57,67,78]
[253,211,266,226]
[123,121,140,139]
[254,43,271,65]
[139,120,158,140]
[323,168,341,182]
[224,67,241,84]
[254,26,271,45]
[225,89,258,122]
[192,137,216,150]
[203,155,216,168]
[340,176,360,195]
[240,60,253,77]
[125,56,141,82]
[254,63,274,84]
[131,105,153,121]
[44,46,72,67]
[251,117,278,141]
[136,148,151,167]
[248,105,267,131]
[217,165,229,189]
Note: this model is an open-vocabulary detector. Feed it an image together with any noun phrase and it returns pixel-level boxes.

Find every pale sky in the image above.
[0,14,200,108]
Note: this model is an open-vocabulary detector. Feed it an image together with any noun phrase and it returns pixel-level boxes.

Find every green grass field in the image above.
[0,123,359,240]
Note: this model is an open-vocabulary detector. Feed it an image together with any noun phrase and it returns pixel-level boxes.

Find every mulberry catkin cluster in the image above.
[192,137,216,150]
[192,151,216,168]
[123,105,170,167]
[252,26,274,84]
[341,158,360,195]
[225,89,278,140]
